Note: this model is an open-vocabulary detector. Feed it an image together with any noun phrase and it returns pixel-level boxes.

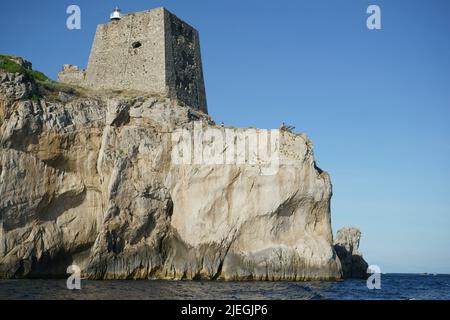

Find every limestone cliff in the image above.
[0,56,346,280]
[334,228,369,279]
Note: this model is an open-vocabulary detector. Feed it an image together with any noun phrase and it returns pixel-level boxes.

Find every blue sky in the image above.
[2,0,450,274]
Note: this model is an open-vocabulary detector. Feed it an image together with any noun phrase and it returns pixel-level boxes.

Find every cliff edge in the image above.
[0,56,363,280]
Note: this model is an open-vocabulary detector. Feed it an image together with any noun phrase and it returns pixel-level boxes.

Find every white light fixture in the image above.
[110,7,122,21]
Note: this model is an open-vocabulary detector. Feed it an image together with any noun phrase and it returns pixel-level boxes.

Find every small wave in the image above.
[309,293,325,300]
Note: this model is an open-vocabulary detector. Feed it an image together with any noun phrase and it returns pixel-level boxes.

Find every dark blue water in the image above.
[0,274,449,300]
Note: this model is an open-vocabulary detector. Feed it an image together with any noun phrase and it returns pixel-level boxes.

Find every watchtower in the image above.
[58,7,208,113]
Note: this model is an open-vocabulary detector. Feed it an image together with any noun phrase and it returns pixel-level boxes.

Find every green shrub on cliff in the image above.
[0,54,50,82]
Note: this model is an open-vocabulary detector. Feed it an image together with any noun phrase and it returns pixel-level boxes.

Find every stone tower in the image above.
[58,7,208,113]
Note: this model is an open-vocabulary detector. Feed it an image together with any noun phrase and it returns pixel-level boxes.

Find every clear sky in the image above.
[1,0,449,274]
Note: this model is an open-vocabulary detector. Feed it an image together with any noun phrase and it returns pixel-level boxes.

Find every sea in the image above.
[0,274,449,300]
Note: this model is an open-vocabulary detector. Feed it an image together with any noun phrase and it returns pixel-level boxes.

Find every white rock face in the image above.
[0,69,341,280]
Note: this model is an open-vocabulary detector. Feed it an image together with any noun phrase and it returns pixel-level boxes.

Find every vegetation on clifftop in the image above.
[0,54,50,82]
[0,54,92,102]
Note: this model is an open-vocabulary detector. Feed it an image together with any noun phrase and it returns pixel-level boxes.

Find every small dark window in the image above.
[132,41,142,49]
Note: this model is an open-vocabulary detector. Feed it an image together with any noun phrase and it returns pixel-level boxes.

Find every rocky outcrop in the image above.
[0,73,37,101]
[334,228,369,279]
[0,57,345,280]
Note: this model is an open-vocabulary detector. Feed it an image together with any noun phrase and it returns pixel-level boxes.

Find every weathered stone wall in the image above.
[165,11,208,113]
[84,8,167,94]
[57,64,86,87]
